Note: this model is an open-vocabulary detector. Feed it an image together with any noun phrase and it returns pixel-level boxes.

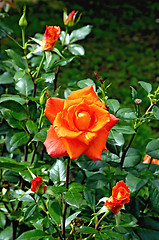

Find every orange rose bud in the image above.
[64,10,75,26]
[41,26,60,51]
[105,181,130,215]
[44,85,119,161]
[143,154,159,165]
[31,176,46,194]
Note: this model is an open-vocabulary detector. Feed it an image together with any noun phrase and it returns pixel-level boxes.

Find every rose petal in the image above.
[44,97,64,124]
[67,85,105,108]
[84,129,109,161]
[105,114,119,131]
[44,125,68,158]
[62,138,87,159]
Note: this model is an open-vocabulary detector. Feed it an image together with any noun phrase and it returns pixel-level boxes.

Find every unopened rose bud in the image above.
[19,6,27,28]
[134,98,142,104]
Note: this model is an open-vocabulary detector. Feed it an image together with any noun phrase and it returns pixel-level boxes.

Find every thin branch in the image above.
[53,65,60,93]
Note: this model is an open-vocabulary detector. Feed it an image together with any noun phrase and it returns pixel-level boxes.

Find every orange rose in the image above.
[31,176,46,194]
[44,85,119,161]
[143,154,159,165]
[104,181,130,215]
[41,25,60,51]
[64,10,76,26]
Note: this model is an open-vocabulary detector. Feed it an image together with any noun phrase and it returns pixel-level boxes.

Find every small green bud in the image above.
[19,6,27,28]
[40,93,47,106]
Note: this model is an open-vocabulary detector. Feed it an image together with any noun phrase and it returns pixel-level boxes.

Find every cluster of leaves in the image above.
[0,2,159,240]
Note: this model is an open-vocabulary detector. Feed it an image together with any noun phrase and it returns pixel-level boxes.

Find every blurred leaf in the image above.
[126,172,148,192]
[16,230,50,240]
[0,72,13,84]
[69,25,92,43]
[28,101,37,120]
[130,86,138,100]
[0,212,6,229]
[48,201,62,225]
[0,157,27,171]
[0,226,12,240]
[0,100,28,120]
[99,230,124,239]
[10,132,30,152]
[149,179,159,213]
[41,73,55,83]
[84,189,95,211]
[64,188,83,208]
[77,226,98,234]
[68,44,85,55]
[6,49,26,69]
[152,106,159,120]
[52,56,75,67]
[107,99,120,113]
[136,228,159,240]
[32,129,47,142]
[146,138,159,159]
[14,70,34,96]
[26,120,38,135]
[64,88,72,98]
[0,95,26,105]
[60,31,70,45]
[138,81,152,93]
[50,159,66,185]
[77,79,96,90]
[113,125,136,134]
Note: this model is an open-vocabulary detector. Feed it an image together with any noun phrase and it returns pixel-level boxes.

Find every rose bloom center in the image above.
[75,111,91,131]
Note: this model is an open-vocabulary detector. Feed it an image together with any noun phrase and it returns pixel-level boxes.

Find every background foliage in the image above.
[0,0,159,240]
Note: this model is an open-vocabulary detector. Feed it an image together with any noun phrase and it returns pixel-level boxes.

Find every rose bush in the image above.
[41,25,61,51]
[105,181,130,214]
[44,85,119,161]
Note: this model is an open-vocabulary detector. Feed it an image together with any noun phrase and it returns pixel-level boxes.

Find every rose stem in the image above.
[53,65,60,93]
[62,157,70,239]
[95,212,108,230]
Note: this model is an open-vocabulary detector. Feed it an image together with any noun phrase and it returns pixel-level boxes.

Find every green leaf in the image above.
[28,101,37,120]
[137,228,159,240]
[50,159,66,185]
[77,79,96,90]
[2,110,25,130]
[107,99,120,113]
[149,179,159,213]
[146,138,159,159]
[16,230,50,240]
[84,189,95,211]
[77,226,98,234]
[24,204,37,220]
[32,129,47,142]
[113,125,136,134]
[117,108,137,120]
[14,70,34,96]
[0,95,26,105]
[52,56,75,67]
[0,100,28,120]
[26,120,38,135]
[0,72,13,84]
[6,49,26,69]
[138,81,152,93]
[0,157,27,171]
[64,88,72,98]
[60,31,70,45]
[65,211,81,228]
[69,25,92,43]
[48,201,62,225]
[64,188,83,208]
[130,86,138,100]
[77,155,106,171]
[41,73,55,83]
[152,106,159,120]
[68,44,85,55]
[108,130,125,146]
[126,172,148,192]
[0,226,12,240]
[10,132,30,152]
[123,148,141,168]
[0,212,6,229]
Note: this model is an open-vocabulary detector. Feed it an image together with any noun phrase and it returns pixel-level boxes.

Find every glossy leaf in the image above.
[126,172,148,192]
[69,25,92,43]
[48,201,62,225]
[16,230,50,240]
[77,79,96,90]
[50,159,66,185]
[64,188,83,208]
[152,106,159,120]
[149,179,159,213]
[10,132,30,152]
[6,49,26,69]
[32,129,47,142]
[14,70,34,96]
[0,157,27,171]
[26,120,38,135]
[0,72,13,84]
[0,212,6,229]
[68,44,85,55]
[113,125,136,134]
[107,99,120,113]
[146,138,159,159]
